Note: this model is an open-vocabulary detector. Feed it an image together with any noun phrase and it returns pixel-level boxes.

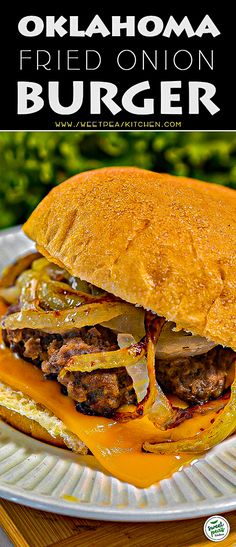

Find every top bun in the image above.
[23,167,236,350]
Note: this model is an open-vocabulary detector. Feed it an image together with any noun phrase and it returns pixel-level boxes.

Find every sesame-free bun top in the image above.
[23,167,236,350]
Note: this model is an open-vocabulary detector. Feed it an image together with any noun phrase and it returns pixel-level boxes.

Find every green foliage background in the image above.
[0,131,236,229]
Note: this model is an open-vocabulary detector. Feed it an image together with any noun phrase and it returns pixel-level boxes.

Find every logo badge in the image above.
[204,515,230,542]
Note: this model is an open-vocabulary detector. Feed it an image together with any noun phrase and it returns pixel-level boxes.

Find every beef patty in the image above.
[3,326,137,417]
[3,326,235,415]
[156,347,235,404]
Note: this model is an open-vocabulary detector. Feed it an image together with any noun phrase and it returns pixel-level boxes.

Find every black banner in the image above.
[0,9,235,130]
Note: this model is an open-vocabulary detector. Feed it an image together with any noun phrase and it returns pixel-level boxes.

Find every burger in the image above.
[0,167,235,487]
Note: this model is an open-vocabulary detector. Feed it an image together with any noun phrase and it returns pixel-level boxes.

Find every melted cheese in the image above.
[0,300,217,487]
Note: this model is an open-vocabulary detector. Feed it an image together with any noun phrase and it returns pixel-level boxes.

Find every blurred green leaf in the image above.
[0,131,235,229]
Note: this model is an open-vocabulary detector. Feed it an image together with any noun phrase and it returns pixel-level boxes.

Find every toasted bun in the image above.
[23,167,236,350]
[0,382,88,454]
[0,405,66,447]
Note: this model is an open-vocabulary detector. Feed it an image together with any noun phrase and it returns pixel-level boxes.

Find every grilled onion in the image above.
[156,322,216,359]
[114,316,162,422]
[165,394,229,430]
[0,286,20,304]
[147,385,175,430]
[143,363,236,454]
[102,307,145,340]
[2,301,137,332]
[59,341,146,377]
[0,253,216,361]
[0,252,41,288]
[31,257,49,272]
[105,317,216,360]
[37,280,117,310]
[144,314,174,429]
[114,314,174,428]
[117,332,174,428]
[118,333,148,402]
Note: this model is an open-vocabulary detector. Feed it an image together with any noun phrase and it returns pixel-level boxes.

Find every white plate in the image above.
[0,227,235,521]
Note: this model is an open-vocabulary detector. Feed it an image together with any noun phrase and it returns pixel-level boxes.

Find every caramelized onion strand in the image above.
[0,252,41,288]
[143,363,236,454]
[59,341,146,377]
[2,301,137,332]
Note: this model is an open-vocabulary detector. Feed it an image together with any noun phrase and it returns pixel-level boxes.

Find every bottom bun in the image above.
[0,405,66,447]
[0,382,88,454]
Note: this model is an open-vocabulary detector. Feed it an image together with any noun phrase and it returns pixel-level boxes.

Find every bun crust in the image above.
[0,405,66,447]
[23,167,236,349]
[0,383,88,454]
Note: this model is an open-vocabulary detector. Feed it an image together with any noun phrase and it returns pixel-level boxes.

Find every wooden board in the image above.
[0,500,235,547]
